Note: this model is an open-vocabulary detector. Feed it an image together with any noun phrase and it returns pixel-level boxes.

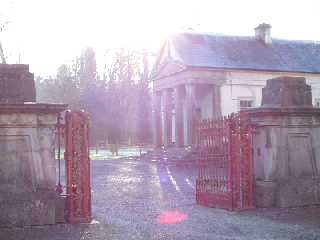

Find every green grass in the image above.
[56,146,152,160]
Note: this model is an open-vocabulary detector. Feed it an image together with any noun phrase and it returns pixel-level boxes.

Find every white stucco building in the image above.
[151,24,320,147]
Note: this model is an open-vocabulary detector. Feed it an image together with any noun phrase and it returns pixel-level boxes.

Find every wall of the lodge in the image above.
[220,70,320,116]
[155,69,320,147]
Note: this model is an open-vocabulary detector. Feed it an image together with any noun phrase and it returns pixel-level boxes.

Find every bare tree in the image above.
[0,43,5,64]
[0,20,7,63]
[35,47,153,145]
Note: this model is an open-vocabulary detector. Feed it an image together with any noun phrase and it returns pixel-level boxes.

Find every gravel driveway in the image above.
[1,159,320,240]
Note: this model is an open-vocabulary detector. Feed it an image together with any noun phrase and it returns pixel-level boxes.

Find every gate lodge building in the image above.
[151,23,320,148]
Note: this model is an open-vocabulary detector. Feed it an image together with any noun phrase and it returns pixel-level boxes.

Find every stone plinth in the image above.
[0,103,67,227]
[261,76,312,107]
[245,76,320,208]
[0,64,36,103]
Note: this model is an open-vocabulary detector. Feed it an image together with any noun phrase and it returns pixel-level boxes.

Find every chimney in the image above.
[255,23,272,44]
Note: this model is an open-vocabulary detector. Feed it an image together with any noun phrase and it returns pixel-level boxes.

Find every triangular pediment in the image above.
[152,60,186,80]
[151,39,186,80]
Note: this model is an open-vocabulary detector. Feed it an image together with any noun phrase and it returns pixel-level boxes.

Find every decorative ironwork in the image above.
[65,110,91,223]
[196,113,255,211]
[55,113,64,194]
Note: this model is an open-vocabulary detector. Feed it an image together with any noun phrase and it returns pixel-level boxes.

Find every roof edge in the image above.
[186,65,320,75]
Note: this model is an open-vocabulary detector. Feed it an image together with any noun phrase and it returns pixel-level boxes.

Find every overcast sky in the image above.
[1,0,320,76]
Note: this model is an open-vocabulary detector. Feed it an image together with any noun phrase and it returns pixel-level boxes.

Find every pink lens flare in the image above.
[156,210,188,224]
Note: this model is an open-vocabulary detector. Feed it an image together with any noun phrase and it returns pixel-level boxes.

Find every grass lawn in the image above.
[57,146,152,160]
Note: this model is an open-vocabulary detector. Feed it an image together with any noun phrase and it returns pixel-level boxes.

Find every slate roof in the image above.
[168,32,320,73]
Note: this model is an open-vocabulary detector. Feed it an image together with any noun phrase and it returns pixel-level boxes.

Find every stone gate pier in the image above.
[246,77,320,207]
[0,64,67,227]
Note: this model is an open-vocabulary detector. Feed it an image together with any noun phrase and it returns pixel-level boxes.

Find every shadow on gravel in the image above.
[237,205,320,229]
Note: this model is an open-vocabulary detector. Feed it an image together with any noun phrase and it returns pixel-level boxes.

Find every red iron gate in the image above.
[196,113,255,210]
[65,110,91,223]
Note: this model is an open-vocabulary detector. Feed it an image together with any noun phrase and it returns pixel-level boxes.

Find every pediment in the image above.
[150,39,186,80]
[152,60,186,80]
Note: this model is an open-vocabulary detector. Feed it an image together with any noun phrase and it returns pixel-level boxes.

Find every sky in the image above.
[1,0,320,76]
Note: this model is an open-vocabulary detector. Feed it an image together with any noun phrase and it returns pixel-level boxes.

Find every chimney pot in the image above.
[255,23,272,44]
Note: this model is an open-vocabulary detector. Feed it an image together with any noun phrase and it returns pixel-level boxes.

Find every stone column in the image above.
[174,86,184,147]
[162,89,172,147]
[213,85,222,118]
[185,84,197,146]
[152,91,162,148]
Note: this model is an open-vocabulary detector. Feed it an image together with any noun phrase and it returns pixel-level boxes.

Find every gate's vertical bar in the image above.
[228,115,234,210]
[83,111,92,220]
[65,110,73,221]
[248,123,256,209]
[56,113,63,194]
[239,114,244,209]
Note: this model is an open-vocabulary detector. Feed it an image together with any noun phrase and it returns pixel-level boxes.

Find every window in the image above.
[239,100,253,110]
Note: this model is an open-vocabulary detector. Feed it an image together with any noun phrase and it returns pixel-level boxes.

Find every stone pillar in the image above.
[213,85,221,118]
[162,89,172,147]
[152,91,162,148]
[174,86,184,147]
[246,77,320,208]
[185,84,196,146]
[0,65,67,227]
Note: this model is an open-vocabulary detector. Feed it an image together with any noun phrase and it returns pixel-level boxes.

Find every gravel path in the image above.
[1,159,320,240]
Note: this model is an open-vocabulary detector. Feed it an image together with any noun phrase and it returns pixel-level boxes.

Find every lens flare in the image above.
[156,210,188,225]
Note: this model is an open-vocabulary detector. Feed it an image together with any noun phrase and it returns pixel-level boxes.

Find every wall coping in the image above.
[243,107,320,117]
[0,103,68,114]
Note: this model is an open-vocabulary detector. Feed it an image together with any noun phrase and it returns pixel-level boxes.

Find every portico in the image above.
[152,70,224,148]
